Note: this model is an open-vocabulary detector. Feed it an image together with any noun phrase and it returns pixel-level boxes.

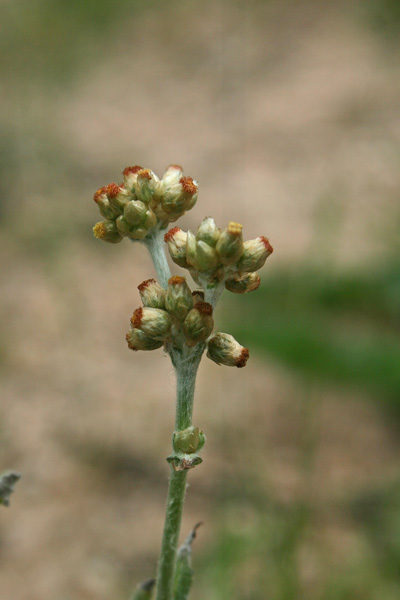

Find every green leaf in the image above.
[131,578,155,600]
[0,471,21,507]
[174,523,202,600]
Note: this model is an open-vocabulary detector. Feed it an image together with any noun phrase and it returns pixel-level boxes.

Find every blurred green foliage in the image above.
[225,261,400,414]
[351,481,400,581]
[209,259,400,598]
[0,0,163,84]
[365,0,400,37]
[193,479,400,600]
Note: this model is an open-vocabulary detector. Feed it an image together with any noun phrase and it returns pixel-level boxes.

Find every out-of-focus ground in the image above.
[1,1,400,599]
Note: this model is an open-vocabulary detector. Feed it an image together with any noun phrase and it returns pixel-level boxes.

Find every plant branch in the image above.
[172,347,203,430]
[144,229,171,289]
[155,349,203,600]
[204,281,225,309]
[155,468,188,600]
[142,228,205,599]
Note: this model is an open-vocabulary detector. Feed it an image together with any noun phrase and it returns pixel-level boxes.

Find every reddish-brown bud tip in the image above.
[179,176,197,195]
[237,348,249,368]
[138,279,156,293]
[123,165,143,176]
[93,186,107,203]
[164,227,181,242]
[131,307,143,329]
[192,290,205,300]
[168,276,186,285]
[106,183,121,198]
[168,164,183,171]
[138,169,152,180]
[194,301,213,316]
[260,236,273,254]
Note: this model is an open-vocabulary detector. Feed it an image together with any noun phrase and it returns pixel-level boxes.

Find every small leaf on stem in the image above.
[173,523,202,600]
[132,578,156,600]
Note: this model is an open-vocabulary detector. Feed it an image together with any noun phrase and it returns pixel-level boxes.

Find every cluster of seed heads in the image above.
[92,163,274,369]
[165,219,273,292]
[93,164,198,243]
[126,277,249,367]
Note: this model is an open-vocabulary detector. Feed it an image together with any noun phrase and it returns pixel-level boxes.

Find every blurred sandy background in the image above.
[1,0,400,598]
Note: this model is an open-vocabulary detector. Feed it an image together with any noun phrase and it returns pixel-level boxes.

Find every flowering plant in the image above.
[92,164,273,600]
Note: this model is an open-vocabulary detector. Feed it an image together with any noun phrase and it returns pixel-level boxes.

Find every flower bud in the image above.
[207,332,249,367]
[105,182,128,212]
[128,227,149,240]
[161,164,183,190]
[123,200,147,226]
[194,240,219,272]
[122,165,144,191]
[172,426,205,454]
[164,227,189,268]
[126,328,163,351]
[134,169,159,203]
[115,215,133,236]
[186,230,197,267]
[138,279,166,309]
[93,220,123,244]
[181,177,198,212]
[196,217,221,247]
[225,271,261,294]
[183,301,214,347]
[215,222,244,265]
[237,236,273,272]
[131,307,172,340]
[165,276,194,321]
[161,174,198,216]
[93,186,119,219]
[142,207,157,230]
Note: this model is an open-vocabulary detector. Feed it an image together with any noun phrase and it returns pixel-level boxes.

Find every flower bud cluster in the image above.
[167,426,206,471]
[126,277,214,352]
[93,164,198,244]
[165,218,273,293]
[127,279,249,367]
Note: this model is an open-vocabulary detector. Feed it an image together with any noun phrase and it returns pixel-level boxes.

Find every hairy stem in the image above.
[154,469,187,600]
[143,229,206,599]
[144,229,171,289]
[204,281,225,308]
[173,347,203,430]
[155,352,202,600]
